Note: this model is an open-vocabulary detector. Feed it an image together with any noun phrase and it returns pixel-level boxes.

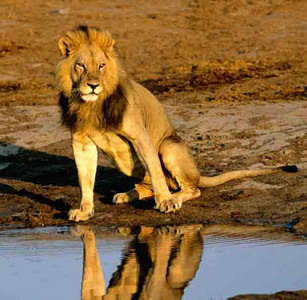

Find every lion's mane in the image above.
[57,25,128,132]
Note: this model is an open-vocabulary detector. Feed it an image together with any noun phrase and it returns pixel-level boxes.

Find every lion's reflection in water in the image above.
[74,225,203,300]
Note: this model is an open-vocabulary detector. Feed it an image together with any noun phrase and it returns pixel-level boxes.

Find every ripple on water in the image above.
[0,225,306,300]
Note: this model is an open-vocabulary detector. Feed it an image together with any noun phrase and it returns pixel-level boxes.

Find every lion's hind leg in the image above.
[157,186,201,213]
[157,135,201,213]
[113,183,154,204]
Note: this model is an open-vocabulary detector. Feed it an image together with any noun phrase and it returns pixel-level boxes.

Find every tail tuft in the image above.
[280,165,298,173]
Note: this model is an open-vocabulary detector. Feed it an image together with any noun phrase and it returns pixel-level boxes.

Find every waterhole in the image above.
[0,225,306,300]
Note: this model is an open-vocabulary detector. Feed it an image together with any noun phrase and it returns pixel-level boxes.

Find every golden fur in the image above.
[58,25,127,133]
[74,225,203,300]
[58,25,120,99]
[57,26,298,222]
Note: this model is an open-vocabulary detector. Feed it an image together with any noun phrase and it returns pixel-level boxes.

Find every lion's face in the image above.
[58,26,120,102]
[73,44,107,102]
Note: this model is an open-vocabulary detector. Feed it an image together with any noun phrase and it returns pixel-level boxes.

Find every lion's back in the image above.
[127,80,175,147]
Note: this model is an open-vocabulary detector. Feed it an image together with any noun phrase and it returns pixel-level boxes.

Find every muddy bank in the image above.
[0,102,306,236]
[0,0,306,236]
[230,290,307,300]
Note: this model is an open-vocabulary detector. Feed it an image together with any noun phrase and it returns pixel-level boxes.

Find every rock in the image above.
[51,8,70,15]
[293,219,307,236]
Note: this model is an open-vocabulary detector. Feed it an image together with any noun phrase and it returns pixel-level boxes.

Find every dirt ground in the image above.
[230,290,307,300]
[0,0,306,238]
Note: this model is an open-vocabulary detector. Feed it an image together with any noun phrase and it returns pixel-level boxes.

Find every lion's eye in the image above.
[99,63,106,70]
[76,62,85,70]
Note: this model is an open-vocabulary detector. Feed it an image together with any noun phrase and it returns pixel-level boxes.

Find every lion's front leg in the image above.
[119,124,181,212]
[71,226,106,300]
[69,133,97,222]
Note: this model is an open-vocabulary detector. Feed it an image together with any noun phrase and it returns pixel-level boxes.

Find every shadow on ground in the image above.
[0,141,143,223]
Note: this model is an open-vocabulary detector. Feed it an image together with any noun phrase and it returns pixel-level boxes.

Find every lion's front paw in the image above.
[155,198,182,213]
[68,208,94,222]
[158,225,183,236]
[70,225,93,237]
[113,193,129,204]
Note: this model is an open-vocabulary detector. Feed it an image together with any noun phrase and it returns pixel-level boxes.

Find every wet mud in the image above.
[0,102,306,237]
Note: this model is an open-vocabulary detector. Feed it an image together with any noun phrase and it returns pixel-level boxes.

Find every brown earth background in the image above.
[0,0,306,238]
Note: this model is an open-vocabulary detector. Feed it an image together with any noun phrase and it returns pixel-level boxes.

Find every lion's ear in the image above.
[99,31,115,53]
[104,40,115,54]
[108,39,115,51]
[108,38,115,50]
[59,36,74,57]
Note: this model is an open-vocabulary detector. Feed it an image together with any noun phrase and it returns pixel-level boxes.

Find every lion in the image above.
[74,225,203,300]
[57,25,298,222]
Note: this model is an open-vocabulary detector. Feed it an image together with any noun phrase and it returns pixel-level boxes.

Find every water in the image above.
[0,225,306,300]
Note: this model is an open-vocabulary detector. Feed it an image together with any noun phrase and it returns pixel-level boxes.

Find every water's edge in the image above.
[1,225,306,300]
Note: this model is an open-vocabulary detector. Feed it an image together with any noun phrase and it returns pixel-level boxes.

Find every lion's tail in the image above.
[198,165,298,188]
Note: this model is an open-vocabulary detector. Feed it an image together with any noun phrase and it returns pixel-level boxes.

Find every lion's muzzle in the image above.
[80,82,103,102]
[81,93,99,102]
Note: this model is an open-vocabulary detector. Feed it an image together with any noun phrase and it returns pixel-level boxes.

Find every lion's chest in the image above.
[90,131,144,178]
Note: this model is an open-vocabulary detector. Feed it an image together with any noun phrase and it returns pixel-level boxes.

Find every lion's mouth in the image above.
[81,93,99,102]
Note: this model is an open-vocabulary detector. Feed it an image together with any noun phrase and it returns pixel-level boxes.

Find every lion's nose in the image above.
[87,83,99,90]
